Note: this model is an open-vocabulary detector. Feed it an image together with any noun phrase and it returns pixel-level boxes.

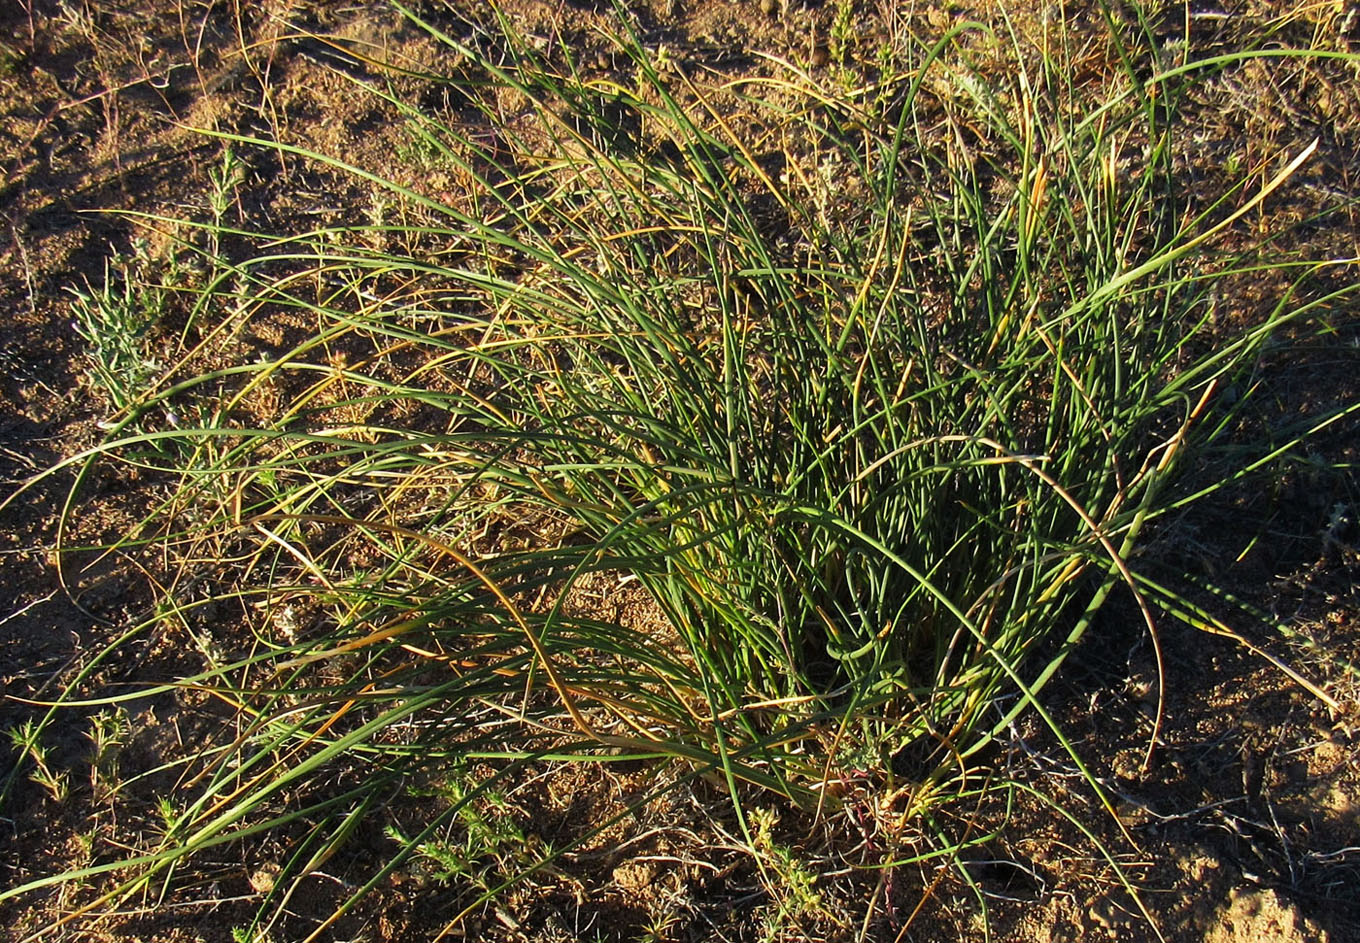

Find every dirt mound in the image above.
[1205,887,1330,943]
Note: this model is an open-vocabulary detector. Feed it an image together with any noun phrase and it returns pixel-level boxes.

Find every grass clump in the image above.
[4,3,1356,938]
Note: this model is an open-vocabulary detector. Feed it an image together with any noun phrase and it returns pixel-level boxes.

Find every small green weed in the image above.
[829,0,855,68]
[386,780,541,894]
[155,795,184,836]
[68,242,166,417]
[7,719,68,803]
[208,146,247,227]
[86,708,129,802]
[394,115,449,169]
[0,39,21,74]
[750,807,828,939]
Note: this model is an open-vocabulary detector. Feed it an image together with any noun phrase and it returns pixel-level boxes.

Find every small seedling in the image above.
[86,708,130,802]
[202,144,248,277]
[750,806,827,939]
[69,244,166,416]
[156,795,184,837]
[636,907,682,943]
[208,146,247,226]
[388,779,538,894]
[8,720,68,803]
[829,0,855,68]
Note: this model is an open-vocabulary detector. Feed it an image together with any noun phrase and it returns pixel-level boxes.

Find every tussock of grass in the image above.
[4,3,1357,938]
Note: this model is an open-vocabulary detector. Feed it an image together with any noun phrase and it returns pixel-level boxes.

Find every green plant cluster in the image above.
[4,3,1356,938]
[68,243,168,415]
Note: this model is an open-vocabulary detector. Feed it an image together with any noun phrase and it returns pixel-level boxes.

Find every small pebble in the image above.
[595,52,610,70]
[810,44,829,67]
[760,0,779,15]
